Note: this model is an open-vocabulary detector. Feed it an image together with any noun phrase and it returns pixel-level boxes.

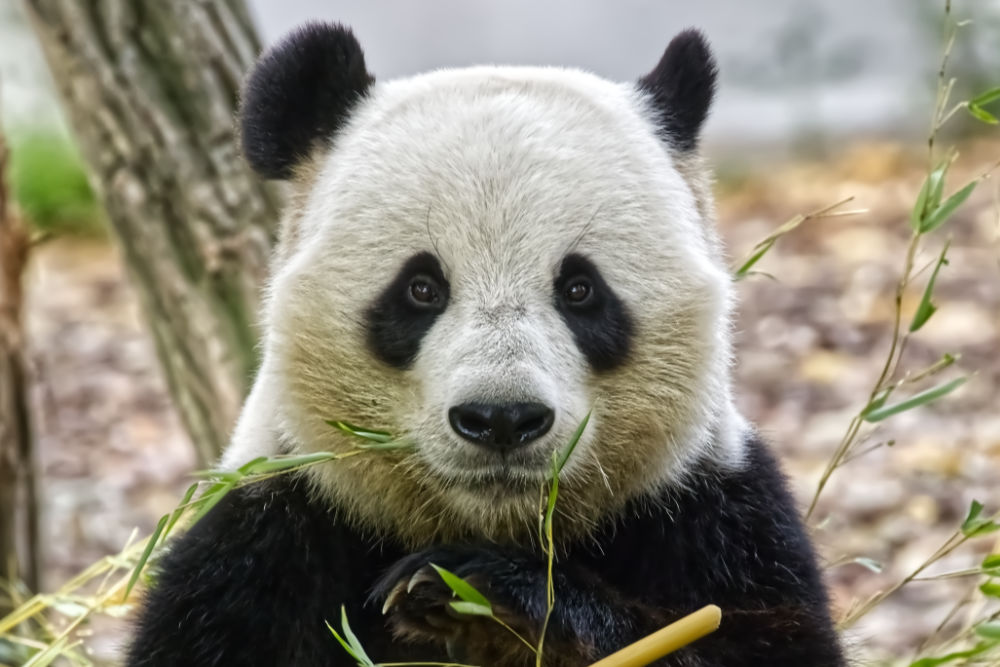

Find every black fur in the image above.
[554,254,633,371]
[638,29,718,151]
[240,22,374,179]
[366,252,451,368]
[125,476,423,667]
[126,434,845,666]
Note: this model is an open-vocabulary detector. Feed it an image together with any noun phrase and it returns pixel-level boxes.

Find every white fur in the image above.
[222,65,746,545]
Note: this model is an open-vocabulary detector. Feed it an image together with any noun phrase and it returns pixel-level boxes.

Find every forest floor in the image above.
[19,138,1000,664]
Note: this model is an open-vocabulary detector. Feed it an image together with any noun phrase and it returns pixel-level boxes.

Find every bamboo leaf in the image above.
[927,167,947,213]
[910,642,1000,667]
[326,613,373,667]
[963,500,986,534]
[920,181,977,233]
[862,377,967,423]
[552,411,591,479]
[962,500,999,538]
[544,473,560,537]
[851,557,883,573]
[190,468,241,482]
[976,623,1000,640]
[326,420,394,443]
[431,564,492,610]
[909,241,950,332]
[340,606,375,666]
[123,515,168,600]
[449,600,495,617]
[163,482,200,537]
[190,481,235,524]
[967,103,999,124]
[979,580,1000,598]
[734,241,775,280]
[22,636,71,667]
[983,554,1000,575]
[912,166,947,230]
[910,177,930,231]
[326,620,361,663]
[541,412,592,542]
[243,452,339,474]
[969,87,1000,108]
[732,201,857,279]
[860,388,893,418]
[236,456,269,473]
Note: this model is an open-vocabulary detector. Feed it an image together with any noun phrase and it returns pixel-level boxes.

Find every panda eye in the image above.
[367,252,449,368]
[563,278,593,306]
[408,275,441,306]
[553,253,633,371]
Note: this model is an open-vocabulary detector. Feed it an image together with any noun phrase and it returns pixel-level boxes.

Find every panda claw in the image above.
[382,579,408,615]
[407,566,438,593]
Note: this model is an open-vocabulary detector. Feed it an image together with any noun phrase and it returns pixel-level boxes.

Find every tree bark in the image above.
[24,0,279,464]
[0,112,39,604]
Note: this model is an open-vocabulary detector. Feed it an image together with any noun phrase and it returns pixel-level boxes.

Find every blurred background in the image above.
[6,0,1000,151]
[0,0,998,665]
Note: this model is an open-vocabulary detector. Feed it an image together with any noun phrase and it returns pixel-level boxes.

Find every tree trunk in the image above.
[0,114,39,604]
[24,0,279,464]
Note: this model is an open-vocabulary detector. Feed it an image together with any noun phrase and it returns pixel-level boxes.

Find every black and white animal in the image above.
[127,23,846,667]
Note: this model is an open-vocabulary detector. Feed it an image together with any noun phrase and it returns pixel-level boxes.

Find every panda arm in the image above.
[376,546,843,667]
[374,544,659,665]
[586,435,847,666]
[125,475,410,667]
[376,436,846,667]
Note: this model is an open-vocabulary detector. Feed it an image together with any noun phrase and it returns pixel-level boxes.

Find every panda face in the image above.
[363,244,635,491]
[231,25,746,545]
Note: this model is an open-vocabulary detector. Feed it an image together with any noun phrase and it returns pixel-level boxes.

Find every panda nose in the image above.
[448,402,555,450]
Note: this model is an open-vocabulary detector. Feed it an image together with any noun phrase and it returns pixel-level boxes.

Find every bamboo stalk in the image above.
[588,605,721,667]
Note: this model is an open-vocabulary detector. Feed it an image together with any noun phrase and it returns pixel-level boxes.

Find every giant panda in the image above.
[126,22,846,667]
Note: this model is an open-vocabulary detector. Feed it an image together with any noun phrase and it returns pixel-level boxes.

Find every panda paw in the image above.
[372,546,548,662]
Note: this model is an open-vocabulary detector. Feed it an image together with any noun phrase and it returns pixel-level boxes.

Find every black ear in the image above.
[637,29,717,152]
[240,22,374,180]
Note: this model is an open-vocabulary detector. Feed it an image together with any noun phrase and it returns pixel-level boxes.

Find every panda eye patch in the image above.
[554,254,633,371]
[367,252,450,368]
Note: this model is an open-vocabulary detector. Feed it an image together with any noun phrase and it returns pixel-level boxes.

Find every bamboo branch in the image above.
[588,606,722,667]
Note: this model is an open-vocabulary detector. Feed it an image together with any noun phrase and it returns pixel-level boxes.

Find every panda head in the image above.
[228,23,745,546]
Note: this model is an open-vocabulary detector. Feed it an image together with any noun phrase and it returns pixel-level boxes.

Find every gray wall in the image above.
[2,0,997,154]
[247,0,999,151]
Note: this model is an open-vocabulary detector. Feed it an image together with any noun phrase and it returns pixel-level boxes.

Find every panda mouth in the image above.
[467,470,537,494]
[440,463,547,497]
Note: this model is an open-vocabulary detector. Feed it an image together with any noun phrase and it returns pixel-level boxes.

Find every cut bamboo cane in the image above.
[588,605,721,667]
